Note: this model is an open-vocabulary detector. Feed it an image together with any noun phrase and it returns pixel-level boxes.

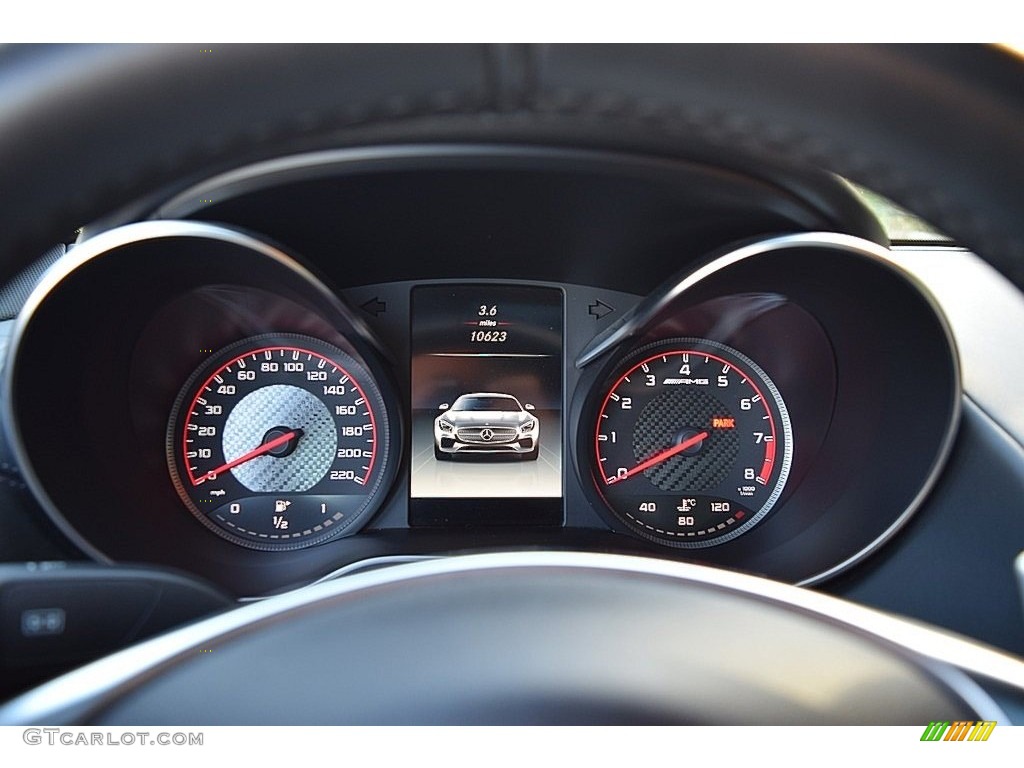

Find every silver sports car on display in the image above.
[434,393,539,460]
[3,44,1024,729]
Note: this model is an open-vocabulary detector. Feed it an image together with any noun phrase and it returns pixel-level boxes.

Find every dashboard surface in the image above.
[2,44,1024,730]
[0,142,1020,663]
[0,144,966,593]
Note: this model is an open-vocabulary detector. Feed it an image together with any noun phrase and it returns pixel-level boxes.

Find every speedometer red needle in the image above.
[192,430,300,486]
[609,430,709,485]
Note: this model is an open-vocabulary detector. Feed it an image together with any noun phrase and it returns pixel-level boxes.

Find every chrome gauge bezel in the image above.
[590,337,794,549]
[2,210,960,592]
[569,233,961,584]
[3,221,403,593]
[166,333,394,552]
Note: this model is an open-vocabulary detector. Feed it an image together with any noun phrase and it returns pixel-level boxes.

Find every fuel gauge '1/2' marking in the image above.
[167,334,393,551]
[593,338,792,548]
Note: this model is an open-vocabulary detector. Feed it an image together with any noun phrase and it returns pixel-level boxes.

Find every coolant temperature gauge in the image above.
[590,338,792,547]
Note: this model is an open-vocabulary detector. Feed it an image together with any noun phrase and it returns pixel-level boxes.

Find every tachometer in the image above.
[167,334,394,551]
[591,338,792,547]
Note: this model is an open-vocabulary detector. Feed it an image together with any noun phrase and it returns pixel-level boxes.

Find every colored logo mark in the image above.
[920,721,996,741]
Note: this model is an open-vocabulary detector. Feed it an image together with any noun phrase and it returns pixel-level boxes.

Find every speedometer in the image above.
[591,338,792,547]
[167,334,394,551]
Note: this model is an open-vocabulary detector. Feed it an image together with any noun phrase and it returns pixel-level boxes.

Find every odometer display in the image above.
[167,334,393,551]
[593,338,792,547]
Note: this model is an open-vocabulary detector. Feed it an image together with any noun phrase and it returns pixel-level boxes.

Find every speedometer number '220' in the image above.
[167,334,393,551]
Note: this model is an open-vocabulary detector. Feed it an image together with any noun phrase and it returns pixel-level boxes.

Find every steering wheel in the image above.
[1,44,1024,725]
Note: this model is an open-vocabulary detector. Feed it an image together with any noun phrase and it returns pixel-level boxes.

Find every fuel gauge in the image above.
[167,334,395,551]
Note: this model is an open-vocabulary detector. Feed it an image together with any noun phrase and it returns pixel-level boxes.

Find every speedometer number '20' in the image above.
[593,339,792,547]
[168,334,392,551]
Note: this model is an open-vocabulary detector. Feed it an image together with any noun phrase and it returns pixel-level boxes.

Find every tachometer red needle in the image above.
[608,430,709,485]
[192,430,300,486]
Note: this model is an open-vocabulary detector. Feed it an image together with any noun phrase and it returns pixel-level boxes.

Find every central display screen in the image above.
[409,284,563,526]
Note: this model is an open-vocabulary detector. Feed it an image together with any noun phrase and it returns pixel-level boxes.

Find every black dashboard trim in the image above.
[151,143,885,248]
[574,231,963,586]
[1,221,392,566]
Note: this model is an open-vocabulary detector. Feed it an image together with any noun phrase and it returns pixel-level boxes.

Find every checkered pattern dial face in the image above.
[167,334,391,551]
[593,339,792,548]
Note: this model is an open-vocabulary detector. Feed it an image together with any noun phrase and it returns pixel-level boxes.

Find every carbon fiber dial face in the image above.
[167,334,393,551]
[592,339,792,547]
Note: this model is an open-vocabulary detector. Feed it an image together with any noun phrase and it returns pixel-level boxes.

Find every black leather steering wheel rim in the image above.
[2,43,1024,725]
[4,553,1019,725]
[0,44,1023,287]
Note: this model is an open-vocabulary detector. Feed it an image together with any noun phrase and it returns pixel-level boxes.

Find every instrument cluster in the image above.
[1,148,961,596]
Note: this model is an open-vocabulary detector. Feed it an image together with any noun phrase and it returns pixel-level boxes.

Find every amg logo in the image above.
[920,720,996,741]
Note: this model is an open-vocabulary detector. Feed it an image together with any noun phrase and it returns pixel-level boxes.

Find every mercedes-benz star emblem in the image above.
[481,428,494,441]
